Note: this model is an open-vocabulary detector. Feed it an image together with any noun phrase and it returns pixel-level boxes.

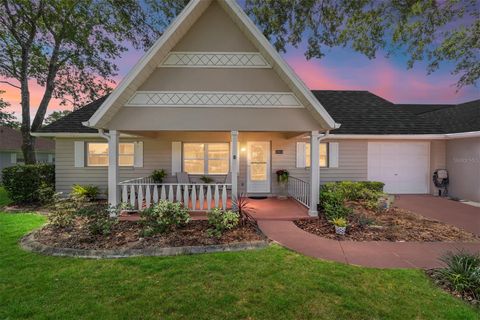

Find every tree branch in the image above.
[0,80,20,89]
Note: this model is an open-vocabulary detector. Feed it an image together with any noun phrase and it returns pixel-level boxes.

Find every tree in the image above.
[0,1,167,163]
[244,0,479,89]
[43,110,71,126]
[0,90,20,129]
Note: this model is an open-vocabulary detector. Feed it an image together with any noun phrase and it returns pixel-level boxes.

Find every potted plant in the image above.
[200,175,214,183]
[276,169,289,199]
[151,169,167,183]
[331,217,347,235]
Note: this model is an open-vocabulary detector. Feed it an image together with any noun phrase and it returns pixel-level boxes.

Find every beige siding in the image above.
[56,135,370,196]
[446,138,480,202]
[107,108,321,132]
[138,68,290,92]
[173,1,256,52]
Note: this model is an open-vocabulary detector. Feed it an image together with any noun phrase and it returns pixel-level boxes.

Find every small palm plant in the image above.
[331,217,348,235]
[232,193,256,227]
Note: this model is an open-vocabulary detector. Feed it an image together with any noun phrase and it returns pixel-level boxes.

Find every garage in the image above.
[367,142,430,194]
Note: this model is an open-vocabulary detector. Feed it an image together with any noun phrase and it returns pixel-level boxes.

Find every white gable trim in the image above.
[161,51,271,68]
[86,0,337,130]
[125,91,302,108]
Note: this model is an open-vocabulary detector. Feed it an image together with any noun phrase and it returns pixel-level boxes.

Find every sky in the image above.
[1,10,479,119]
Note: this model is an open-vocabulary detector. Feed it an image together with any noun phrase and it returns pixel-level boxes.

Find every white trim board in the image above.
[125,91,302,108]
[160,51,271,68]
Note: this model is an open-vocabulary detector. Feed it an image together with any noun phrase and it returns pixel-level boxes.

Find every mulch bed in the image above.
[294,202,479,242]
[34,218,265,250]
[426,269,479,306]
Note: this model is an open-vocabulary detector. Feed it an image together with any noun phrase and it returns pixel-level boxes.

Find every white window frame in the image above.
[86,142,135,167]
[182,142,230,175]
[305,142,329,168]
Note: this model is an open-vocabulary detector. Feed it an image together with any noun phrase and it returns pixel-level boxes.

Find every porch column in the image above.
[231,130,238,206]
[108,130,120,207]
[309,130,320,216]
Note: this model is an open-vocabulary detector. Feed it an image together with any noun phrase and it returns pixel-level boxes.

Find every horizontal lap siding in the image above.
[55,137,369,196]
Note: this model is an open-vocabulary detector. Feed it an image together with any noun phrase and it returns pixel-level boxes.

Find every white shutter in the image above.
[329,142,339,168]
[48,154,54,163]
[230,142,239,171]
[296,142,306,168]
[171,141,182,175]
[74,141,85,167]
[134,141,144,167]
[10,153,17,164]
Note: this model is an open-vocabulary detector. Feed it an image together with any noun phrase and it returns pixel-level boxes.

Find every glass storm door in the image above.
[247,141,271,193]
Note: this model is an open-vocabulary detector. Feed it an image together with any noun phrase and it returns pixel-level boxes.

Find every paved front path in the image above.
[256,196,480,269]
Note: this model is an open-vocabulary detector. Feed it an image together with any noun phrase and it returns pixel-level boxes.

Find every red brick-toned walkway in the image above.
[255,196,480,269]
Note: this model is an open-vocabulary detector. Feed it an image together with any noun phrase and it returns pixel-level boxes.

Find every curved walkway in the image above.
[254,196,480,269]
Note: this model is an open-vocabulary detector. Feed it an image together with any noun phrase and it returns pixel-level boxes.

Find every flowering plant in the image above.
[276,169,289,183]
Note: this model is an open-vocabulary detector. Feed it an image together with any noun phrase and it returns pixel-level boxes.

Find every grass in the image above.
[1,213,479,319]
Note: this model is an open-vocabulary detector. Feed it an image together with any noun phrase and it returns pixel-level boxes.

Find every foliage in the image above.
[200,176,214,183]
[2,164,55,204]
[437,251,480,301]
[47,197,78,229]
[207,208,239,238]
[76,203,116,236]
[276,169,289,183]
[320,181,386,214]
[140,200,190,236]
[43,110,71,126]
[232,193,256,227]
[0,91,20,129]
[319,186,352,220]
[151,169,167,183]
[71,184,100,201]
[245,0,479,89]
[1,213,479,319]
[0,1,170,163]
[37,182,56,205]
[331,217,347,228]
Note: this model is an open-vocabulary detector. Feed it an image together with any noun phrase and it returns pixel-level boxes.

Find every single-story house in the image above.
[33,0,480,215]
[0,126,55,180]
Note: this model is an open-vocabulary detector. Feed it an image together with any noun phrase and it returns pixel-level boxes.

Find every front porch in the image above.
[106,130,324,216]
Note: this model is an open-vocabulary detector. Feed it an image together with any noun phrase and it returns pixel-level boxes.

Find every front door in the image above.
[247,141,271,193]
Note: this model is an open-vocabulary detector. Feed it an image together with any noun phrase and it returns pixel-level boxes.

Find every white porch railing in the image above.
[119,177,231,211]
[287,176,310,208]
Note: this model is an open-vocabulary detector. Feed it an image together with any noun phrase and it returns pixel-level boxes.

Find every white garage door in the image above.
[368,142,430,194]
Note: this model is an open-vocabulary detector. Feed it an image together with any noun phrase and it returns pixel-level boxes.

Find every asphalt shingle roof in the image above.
[0,126,54,151]
[312,90,444,134]
[35,91,479,135]
[34,96,109,133]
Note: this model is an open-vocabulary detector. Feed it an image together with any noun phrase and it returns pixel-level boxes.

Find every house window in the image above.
[183,143,229,174]
[305,143,328,168]
[87,142,134,167]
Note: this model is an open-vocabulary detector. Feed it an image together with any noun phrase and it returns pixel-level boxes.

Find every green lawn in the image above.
[0,213,478,319]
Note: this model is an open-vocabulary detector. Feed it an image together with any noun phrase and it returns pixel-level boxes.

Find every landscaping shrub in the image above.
[207,208,239,238]
[436,251,480,301]
[2,164,55,204]
[76,203,116,235]
[48,198,78,229]
[140,200,190,236]
[320,187,353,220]
[71,184,100,201]
[359,181,385,193]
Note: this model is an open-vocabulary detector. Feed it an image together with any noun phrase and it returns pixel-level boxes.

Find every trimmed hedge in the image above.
[2,164,55,204]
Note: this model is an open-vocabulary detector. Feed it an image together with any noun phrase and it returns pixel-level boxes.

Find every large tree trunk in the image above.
[21,128,36,164]
[20,51,36,164]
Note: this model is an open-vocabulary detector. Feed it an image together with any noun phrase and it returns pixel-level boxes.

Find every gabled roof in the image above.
[0,126,54,151]
[312,91,444,135]
[35,96,109,134]
[84,0,337,130]
[416,99,480,134]
[396,104,454,115]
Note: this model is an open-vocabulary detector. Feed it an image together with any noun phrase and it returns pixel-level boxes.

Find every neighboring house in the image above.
[0,126,55,180]
[33,0,480,215]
